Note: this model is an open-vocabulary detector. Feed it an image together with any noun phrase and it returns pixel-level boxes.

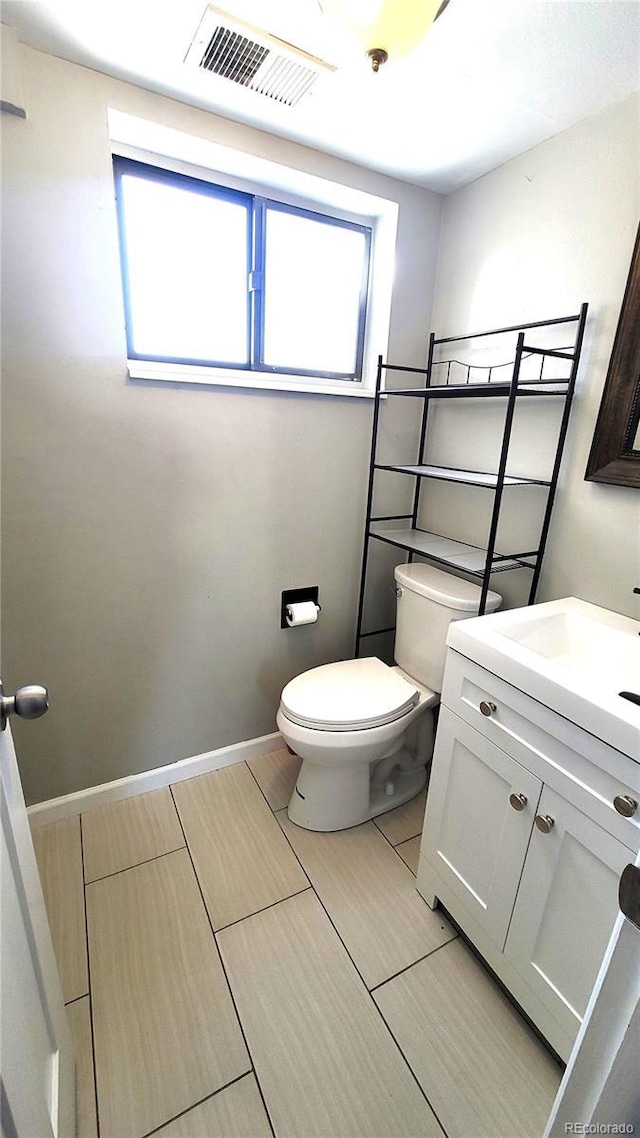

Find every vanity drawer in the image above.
[441,650,640,851]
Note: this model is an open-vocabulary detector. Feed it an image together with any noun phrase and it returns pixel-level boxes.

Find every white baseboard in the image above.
[27,731,285,828]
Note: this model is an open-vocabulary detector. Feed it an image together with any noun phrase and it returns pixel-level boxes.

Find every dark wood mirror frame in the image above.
[585,223,640,488]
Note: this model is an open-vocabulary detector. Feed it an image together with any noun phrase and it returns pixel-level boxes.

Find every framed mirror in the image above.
[585,223,640,488]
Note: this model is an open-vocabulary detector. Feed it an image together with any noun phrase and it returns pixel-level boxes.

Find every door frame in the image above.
[1,718,75,1138]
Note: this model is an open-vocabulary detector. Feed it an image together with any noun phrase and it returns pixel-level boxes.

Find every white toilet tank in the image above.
[393,563,502,691]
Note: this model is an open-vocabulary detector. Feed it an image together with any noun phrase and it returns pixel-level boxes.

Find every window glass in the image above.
[119,173,250,365]
[262,208,368,377]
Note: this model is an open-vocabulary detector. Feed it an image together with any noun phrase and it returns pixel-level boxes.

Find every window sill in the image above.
[127,360,376,398]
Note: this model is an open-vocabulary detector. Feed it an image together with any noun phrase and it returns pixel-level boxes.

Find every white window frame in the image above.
[108,109,398,398]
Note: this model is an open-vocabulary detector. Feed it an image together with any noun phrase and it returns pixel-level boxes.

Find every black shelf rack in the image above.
[355,305,588,657]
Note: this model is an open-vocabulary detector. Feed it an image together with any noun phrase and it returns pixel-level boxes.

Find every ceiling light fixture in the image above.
[322,0,451,72]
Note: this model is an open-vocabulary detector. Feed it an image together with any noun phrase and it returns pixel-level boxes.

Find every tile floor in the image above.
[32,746,562,1138]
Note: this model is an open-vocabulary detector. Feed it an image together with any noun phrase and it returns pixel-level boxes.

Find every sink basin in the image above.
[447,597,640,759]
[498,608,640,686]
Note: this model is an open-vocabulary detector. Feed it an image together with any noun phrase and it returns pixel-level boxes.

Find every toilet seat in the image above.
[280,657,420,732]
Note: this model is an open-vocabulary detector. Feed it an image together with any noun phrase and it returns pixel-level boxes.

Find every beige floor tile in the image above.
[86,849,250,1138]
[247,747,301,811]
[396,835,421,875]
[173,764,308,930]
[374,788,427,845]
[153,1075,272,1138]
[374,937,561,1138]
[32,817,88,1003]
[82,788,185,883]
[218,890,444,1138]
[278,812,455,988]
[66,997,97,1138]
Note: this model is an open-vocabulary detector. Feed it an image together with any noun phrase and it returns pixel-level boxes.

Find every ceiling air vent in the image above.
[185,6,337,108]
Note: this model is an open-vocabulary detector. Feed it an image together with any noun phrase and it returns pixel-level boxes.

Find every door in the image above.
[419,707,542,947]
[504,785,631,1047]
[1,687,75,1138]
[545,850,640,1135]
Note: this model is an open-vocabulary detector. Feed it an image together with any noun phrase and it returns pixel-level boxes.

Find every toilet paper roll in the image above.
[286,601,320,627]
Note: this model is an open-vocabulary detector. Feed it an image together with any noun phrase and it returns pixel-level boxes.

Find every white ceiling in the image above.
[3,0,639,192]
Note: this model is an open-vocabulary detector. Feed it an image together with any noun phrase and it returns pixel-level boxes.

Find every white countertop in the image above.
[447,597,640,761]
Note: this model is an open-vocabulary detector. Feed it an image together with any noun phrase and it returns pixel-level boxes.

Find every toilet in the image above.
[277,563,502,831]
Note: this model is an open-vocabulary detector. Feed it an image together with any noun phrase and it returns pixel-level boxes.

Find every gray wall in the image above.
[1,47,443,804]
[422,94,640,616]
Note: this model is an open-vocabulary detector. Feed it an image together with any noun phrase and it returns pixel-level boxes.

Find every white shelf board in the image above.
[369,526,535,575]
[387,381,569,398]
[376,464,549,487]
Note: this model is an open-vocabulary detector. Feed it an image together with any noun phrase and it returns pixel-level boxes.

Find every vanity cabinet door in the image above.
[504,785,631,1043]
[420,708,543,948]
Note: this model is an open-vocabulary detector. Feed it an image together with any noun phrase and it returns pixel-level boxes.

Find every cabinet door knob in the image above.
[479,700,496,717]
[509,793,528,811]
[613,795,638,818]
[535,814,555,834]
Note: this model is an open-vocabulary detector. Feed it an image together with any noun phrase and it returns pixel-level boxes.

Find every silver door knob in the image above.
[509,793,528,811]
[535,814,555,834]
[0,682,49,731]
[613,795,638,818]
[479,701,497,717]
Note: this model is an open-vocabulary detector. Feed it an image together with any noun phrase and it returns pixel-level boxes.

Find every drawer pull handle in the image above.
[509,793,528,811]
[614,795,638,818]
[535,814,555,834]
[479,700,497,718]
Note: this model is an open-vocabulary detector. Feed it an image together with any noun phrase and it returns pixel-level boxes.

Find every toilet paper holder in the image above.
[281,586,320,629]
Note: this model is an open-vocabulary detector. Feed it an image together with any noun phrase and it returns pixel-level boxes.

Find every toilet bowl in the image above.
[277,658,438,831]
[278,564,501,831]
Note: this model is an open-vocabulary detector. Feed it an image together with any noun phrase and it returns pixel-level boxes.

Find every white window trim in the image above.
[108,109,398,398]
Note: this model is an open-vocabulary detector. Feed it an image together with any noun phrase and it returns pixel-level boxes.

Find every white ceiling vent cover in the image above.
[185,6,337,108]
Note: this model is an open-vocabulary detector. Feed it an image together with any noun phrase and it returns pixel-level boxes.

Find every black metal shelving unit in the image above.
[355,305,588,657]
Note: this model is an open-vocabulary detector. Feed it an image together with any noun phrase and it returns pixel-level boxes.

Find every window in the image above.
[113,156,372,385]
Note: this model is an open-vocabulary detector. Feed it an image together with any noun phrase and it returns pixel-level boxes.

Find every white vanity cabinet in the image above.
[417,650,640,1062]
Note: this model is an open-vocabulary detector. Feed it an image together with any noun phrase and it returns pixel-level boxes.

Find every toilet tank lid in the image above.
[394,562,502,612]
